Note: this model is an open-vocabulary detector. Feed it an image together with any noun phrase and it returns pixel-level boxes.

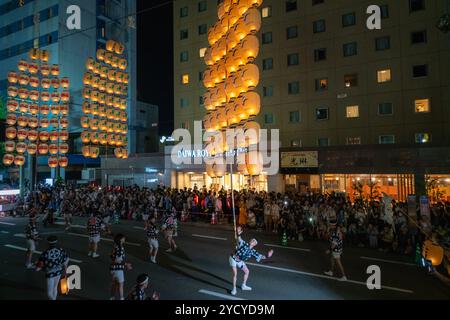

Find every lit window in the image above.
[315,78,328,91]
[415,99,430,113]
[346,105,359,118]
[415,133,431,144]
[377,69,391,83]
[199,47,207,58]
[344,74,358,87]
[262,6,272,18]
[346,137,361,145]
[182,74,189,84]
[291,140,301,147]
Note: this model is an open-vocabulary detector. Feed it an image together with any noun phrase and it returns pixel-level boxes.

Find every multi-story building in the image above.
[0,0,137,184]
[173,0,450,201]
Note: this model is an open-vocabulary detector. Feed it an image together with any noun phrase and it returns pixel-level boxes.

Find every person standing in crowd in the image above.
[324,224,347,281]
[147,215,159,263]
[60,199,72,231]
[87,212,103,258]
[271,200,280,233]
[110,233,132,300]
[264,199,272,233]
[35,236,69,300]
[126,273,160,300]
[25,215,39,269]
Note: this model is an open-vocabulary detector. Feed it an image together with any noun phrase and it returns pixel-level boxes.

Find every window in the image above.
[198,71,203,81]
[343,42,357,57]
[263,86,274,97]
[288,81,300,94]
[182,74,189,84]
[262,32,272,44]
[411,30,427,44]
[286,26,298,39]
[344,74,358,87]
[287,53,299,66]
[316,108,329,120]
[314,48,327,61]
[289,111,300,123]
[409,0,425,12]
[378,102,393,115]
[346,105,359,118]
[291,140,301,147]
[262,58,273,70]
[198,1,207,12]
[414,99,430,113]
[312,0,324,5]
[262,6,272,18]
[199,47,207,58]
[375,36,390,50]
[342,12,356,27]
[198,24,207,35]
[286,0,297,12]
[318,138,330,147]
[415,133,431,144]
[346,137,361,145]
[199,96,204,106]
[313,20,326,33]
[180,98,189,108]
[180,51,189,62]
[380,4,389,18]
[264,113,274,124]
[413,64,428,78]
[315,78,328,91]
[377,69,391,83]
[379,135,395,144]
[180,6,188,18]
[180,29,188,40]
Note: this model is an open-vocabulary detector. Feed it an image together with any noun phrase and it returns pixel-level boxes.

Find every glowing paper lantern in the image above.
[40,118,49,129]
[8,71,18,83]
[41,78,51,89]
[29,90,39,101]
[81,131,91,143]
[6,114,17,126]
[90,147,100,159]
[91,103,99,116]
[59,144,69,154]
[59,157,69,168]
[19,102,29,113]
[18,60,28,72]
[51,78,60,89]
[14,155,26,166]
[7,100,18,112]
[40,104,50,115]
[7,86,18,97]
[90,118,99,131]
[83,72,93,85]
[5,127,17,139]
[30,104,39,115]
[51,92,60,103]
[49,144,59,155]
[82,146,91,157]
[60,104,69,116]
[49,131,59,142]
[40,50,49,62]
[50,118,59,128]
[18,74,30,86]
[82,102,91,114]
[27,143,37,155]
[16,142,27,154]
[48,156,58,168]
[27,130,38,142]
[28,117,38,128]
[61,77,70,89]
[81,117,89,129]
[86,58,95,71]
[61,91,70,102]
[60,118,69,129]
[50,64,60,76]
[29,76,39,88]
[38,143,49,155]
[41,91,50,102]
[51,105,60,115]
[3,154,14,166]
[17,128,28,141]
[40,64,50,76]
[59,131,69,141]
[82,88,91,99]
[29,48,40,60]
[39,131,49,142]
[5,141,15,152]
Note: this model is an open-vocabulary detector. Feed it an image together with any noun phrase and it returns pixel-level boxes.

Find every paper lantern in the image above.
[61,77,70,89]
[90,132,100,144]
[39,131,50,142]
[29,76,39,88]
[18,60,28,73]
[122,149,129,159]
[17,116,28,127]
[80,117,89,129]
[59,157,69,168]
[16,142,27,154]
[98,93,106,104]
[80,131,90,144]
[120,98,127,110]
[7,100,18,112]
[90,118,99,131]
[28,117,38,128]
[59,131,69,141]
[27,130,38,142]
[18,74,29,86]
[51,92,60,103]
[60,118,69,129]
[91,103,99,116]
[17,128,28,141]
[51,64,60,76]
[19,102,29,113]
[29,48,39,60]
[118,59,127,70]
[41,91,50,102]
[93,61,101,74]
[41,78,51,89]
[29,104,39,115]
[6,114,17,126]
[96,48,106,61]
[40,50,49,62]
[38,143,49,155]
[29,90,39,101]
[114,148,123,158]
[14,155,26,166]
[8,71,18,83]
[99,133,108,145]
[107,70,117,82]
[3,154,14,166]
[48,156,58,168]
[86,58,95,71]
[90,147,100,159]
[61,91,70,102]
[51,78,60,89]
[90,90,99,102]
[60,104,69,116]
[40,104,50,115]
[5,141,15,152]
[59,143,69,154]
[40,118,49,129]
[98,120,107,131]
[7,86,18,97]
[82,146,91,157]
[51,105,60,115]
[98,79,107,92]
[111,56,120,68]
[83,72,93,85]
[91,76,101,89]
[115,42,125,55]
[82,88,91,99]
[27,143,37,155]
[50,118,59,128]
[49,144,59,155]
[113,97,121,109]
[40,64,50,76]
[106,40,116,52]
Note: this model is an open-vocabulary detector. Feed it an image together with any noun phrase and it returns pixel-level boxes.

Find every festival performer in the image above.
[110,233,132,300]
[162,209,177,253]
[87,212,103,258]
[125,273,160,300]
[25,215,39,269]
[146,215,159,263]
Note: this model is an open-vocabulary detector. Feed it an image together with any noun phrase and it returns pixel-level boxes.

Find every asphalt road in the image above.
[0,215,449,300]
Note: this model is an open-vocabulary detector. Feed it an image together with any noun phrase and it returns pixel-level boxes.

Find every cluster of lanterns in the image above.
[81,39,129,159]
[3,49,70,168]
[203,0,264,178]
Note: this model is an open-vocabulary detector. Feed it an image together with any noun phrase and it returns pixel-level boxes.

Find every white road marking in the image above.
[246,262,414,294]
[360,256,417,267]
[14,233,26,238]
[1,231,10,234]
[0,221,15,226]
[264,244,311,252]
[14,232,64,238]
[192,234,227,241]
[55,222,85,229]
[67,232,141,247]
[4,245,83,263]
[198,289,246,300]
[133,226,145,230]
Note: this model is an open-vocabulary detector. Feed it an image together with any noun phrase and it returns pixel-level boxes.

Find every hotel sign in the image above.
[281,151,319,168]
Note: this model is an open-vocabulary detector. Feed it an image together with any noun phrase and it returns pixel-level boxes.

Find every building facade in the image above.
[0,0,137,185]
[173,0,450,201]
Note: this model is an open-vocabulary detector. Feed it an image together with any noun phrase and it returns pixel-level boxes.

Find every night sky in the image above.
[137,0,174,137]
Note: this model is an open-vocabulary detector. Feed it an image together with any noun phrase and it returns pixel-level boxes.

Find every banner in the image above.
[281,151,318,168]
[419,195,430,219]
